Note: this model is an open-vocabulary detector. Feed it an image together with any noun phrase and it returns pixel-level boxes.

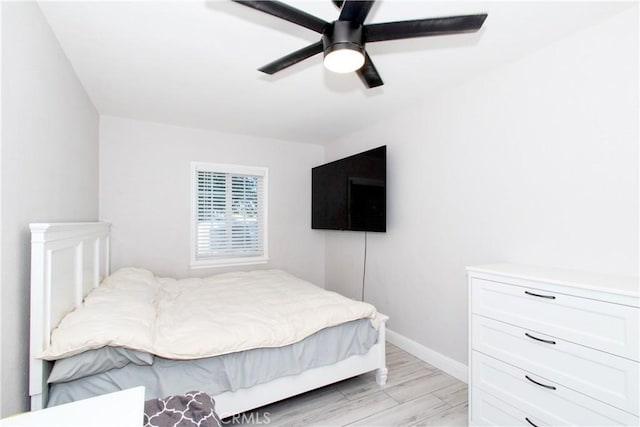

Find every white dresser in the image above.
[467,264,639,426]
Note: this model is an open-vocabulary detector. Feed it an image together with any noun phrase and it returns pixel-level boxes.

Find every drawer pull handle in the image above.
[525,290,556,299]
[525,375,556,390]
[525,332,556,345]
[525,417,539,427]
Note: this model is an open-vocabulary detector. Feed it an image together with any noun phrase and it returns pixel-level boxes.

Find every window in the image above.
[191,162,268,268]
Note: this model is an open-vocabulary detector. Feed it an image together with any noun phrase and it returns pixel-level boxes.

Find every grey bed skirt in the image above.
[48,318,377,407]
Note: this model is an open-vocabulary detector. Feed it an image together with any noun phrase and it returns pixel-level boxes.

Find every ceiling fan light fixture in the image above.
[323,46,365,73]
[321,21,365,74]
[233,0,488,88]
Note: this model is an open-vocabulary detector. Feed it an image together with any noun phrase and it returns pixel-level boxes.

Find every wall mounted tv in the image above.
[312,146,386,232]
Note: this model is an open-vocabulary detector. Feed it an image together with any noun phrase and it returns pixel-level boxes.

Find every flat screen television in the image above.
[312,146,386,232]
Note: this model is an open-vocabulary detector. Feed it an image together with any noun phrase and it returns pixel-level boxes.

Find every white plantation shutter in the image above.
[191,163,268,267]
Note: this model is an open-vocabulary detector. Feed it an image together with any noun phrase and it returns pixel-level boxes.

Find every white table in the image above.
[0,387,144,427]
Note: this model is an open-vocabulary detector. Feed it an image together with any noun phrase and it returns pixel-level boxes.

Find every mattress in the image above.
[48,318,377,407]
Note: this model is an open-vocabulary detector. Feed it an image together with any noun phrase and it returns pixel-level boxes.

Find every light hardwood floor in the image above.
[229,343,468,426]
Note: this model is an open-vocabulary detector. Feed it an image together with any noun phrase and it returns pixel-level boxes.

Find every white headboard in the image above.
[29,222,111,410]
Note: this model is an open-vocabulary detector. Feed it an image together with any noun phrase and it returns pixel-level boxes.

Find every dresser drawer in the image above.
[471,277,639,360]
[471,351,639,426]
[471,387,556,426]
[472,315,639,415]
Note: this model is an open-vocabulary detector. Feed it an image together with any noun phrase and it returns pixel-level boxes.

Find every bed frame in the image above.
[29,222,388,417]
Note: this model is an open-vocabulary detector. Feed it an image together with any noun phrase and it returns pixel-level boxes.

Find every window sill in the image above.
[190,256,269,270]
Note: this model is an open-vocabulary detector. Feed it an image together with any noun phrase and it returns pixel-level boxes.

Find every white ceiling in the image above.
[39,1,632,145]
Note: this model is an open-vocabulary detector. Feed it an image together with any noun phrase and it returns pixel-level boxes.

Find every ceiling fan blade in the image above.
[232,0,328,34]
[339,1,375,25]
[356,52,383,88]
[258,41,324,74]
[365,14,487,43]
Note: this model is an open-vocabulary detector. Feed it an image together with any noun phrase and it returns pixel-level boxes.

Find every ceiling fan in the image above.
[232,0,487,89]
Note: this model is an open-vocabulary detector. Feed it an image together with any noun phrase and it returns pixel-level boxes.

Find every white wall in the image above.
[324,6,639,368]
[0,2,99,416]
[99,116,325,285]
[0,2,3,412]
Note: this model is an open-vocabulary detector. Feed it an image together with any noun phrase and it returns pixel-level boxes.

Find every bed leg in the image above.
[375,367,388,385]
[375,314,389,386]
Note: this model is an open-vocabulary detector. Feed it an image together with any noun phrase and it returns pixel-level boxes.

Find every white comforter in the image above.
[41,268,378,360]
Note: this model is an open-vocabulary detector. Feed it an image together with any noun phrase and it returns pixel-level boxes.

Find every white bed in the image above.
[29,222,388,417]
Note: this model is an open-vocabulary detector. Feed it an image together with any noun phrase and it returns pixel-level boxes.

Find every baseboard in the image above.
[386,328,469,384]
